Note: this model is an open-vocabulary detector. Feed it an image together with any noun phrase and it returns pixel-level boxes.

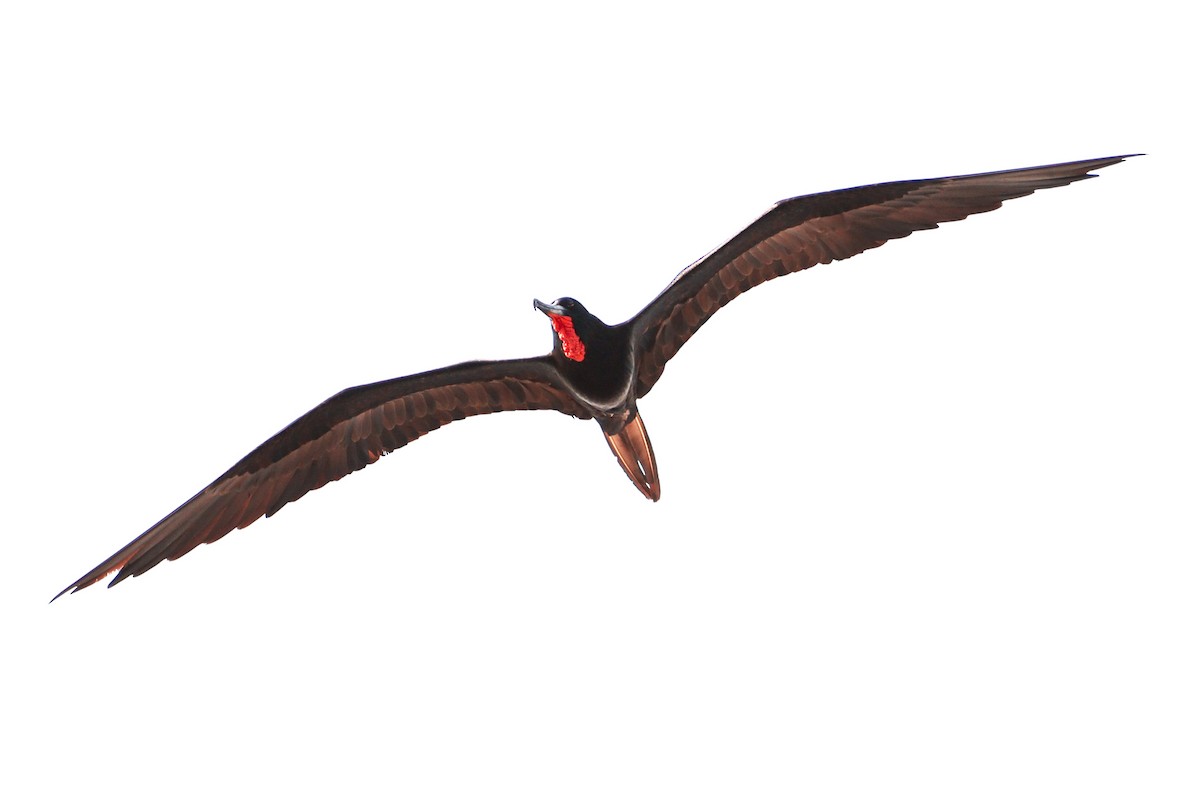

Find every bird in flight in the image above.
[55,155,1135,599]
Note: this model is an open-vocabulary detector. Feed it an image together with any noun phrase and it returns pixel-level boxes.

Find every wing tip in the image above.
[50,559,134,602]
[1082,153,1142,175]
[49,576,100,603]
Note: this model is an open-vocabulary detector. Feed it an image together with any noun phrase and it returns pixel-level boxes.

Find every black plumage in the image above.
[55,155,1135,598]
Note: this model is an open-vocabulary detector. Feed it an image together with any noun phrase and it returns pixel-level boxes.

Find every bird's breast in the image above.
[557,347,637,413]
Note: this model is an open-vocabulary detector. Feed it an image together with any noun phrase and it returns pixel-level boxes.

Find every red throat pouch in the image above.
[549,315,586,362]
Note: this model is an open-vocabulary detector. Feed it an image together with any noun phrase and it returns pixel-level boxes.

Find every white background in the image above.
[2,2,1195,809]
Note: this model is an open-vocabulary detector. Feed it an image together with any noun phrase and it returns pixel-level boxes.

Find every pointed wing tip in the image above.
[1054,154,1140,187]
[1090,153,1142,170]
[50,576,93,603]
[1002,153,1140,183]
[49,577,100,603]
[1074,153,1141,178]
[50,562,130,602]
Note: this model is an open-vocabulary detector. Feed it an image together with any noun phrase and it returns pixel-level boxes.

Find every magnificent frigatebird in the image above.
[55,155,1135,598]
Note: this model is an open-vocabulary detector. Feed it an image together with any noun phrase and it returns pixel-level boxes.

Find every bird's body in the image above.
[56,155,1135,599]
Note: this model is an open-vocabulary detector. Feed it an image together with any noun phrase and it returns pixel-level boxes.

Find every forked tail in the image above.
[602,411,661,501]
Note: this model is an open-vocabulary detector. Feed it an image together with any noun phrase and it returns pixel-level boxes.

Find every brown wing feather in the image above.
[55,357,589,598]
[631,155,1135,396]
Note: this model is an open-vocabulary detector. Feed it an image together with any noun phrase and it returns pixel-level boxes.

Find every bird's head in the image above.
[533,297,598,363]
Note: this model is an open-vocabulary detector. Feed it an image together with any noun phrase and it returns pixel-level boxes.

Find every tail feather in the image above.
[603,411,661,501]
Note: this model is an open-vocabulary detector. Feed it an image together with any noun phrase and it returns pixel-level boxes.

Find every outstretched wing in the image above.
[56,357,589,598]
[630,155,1135,396]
